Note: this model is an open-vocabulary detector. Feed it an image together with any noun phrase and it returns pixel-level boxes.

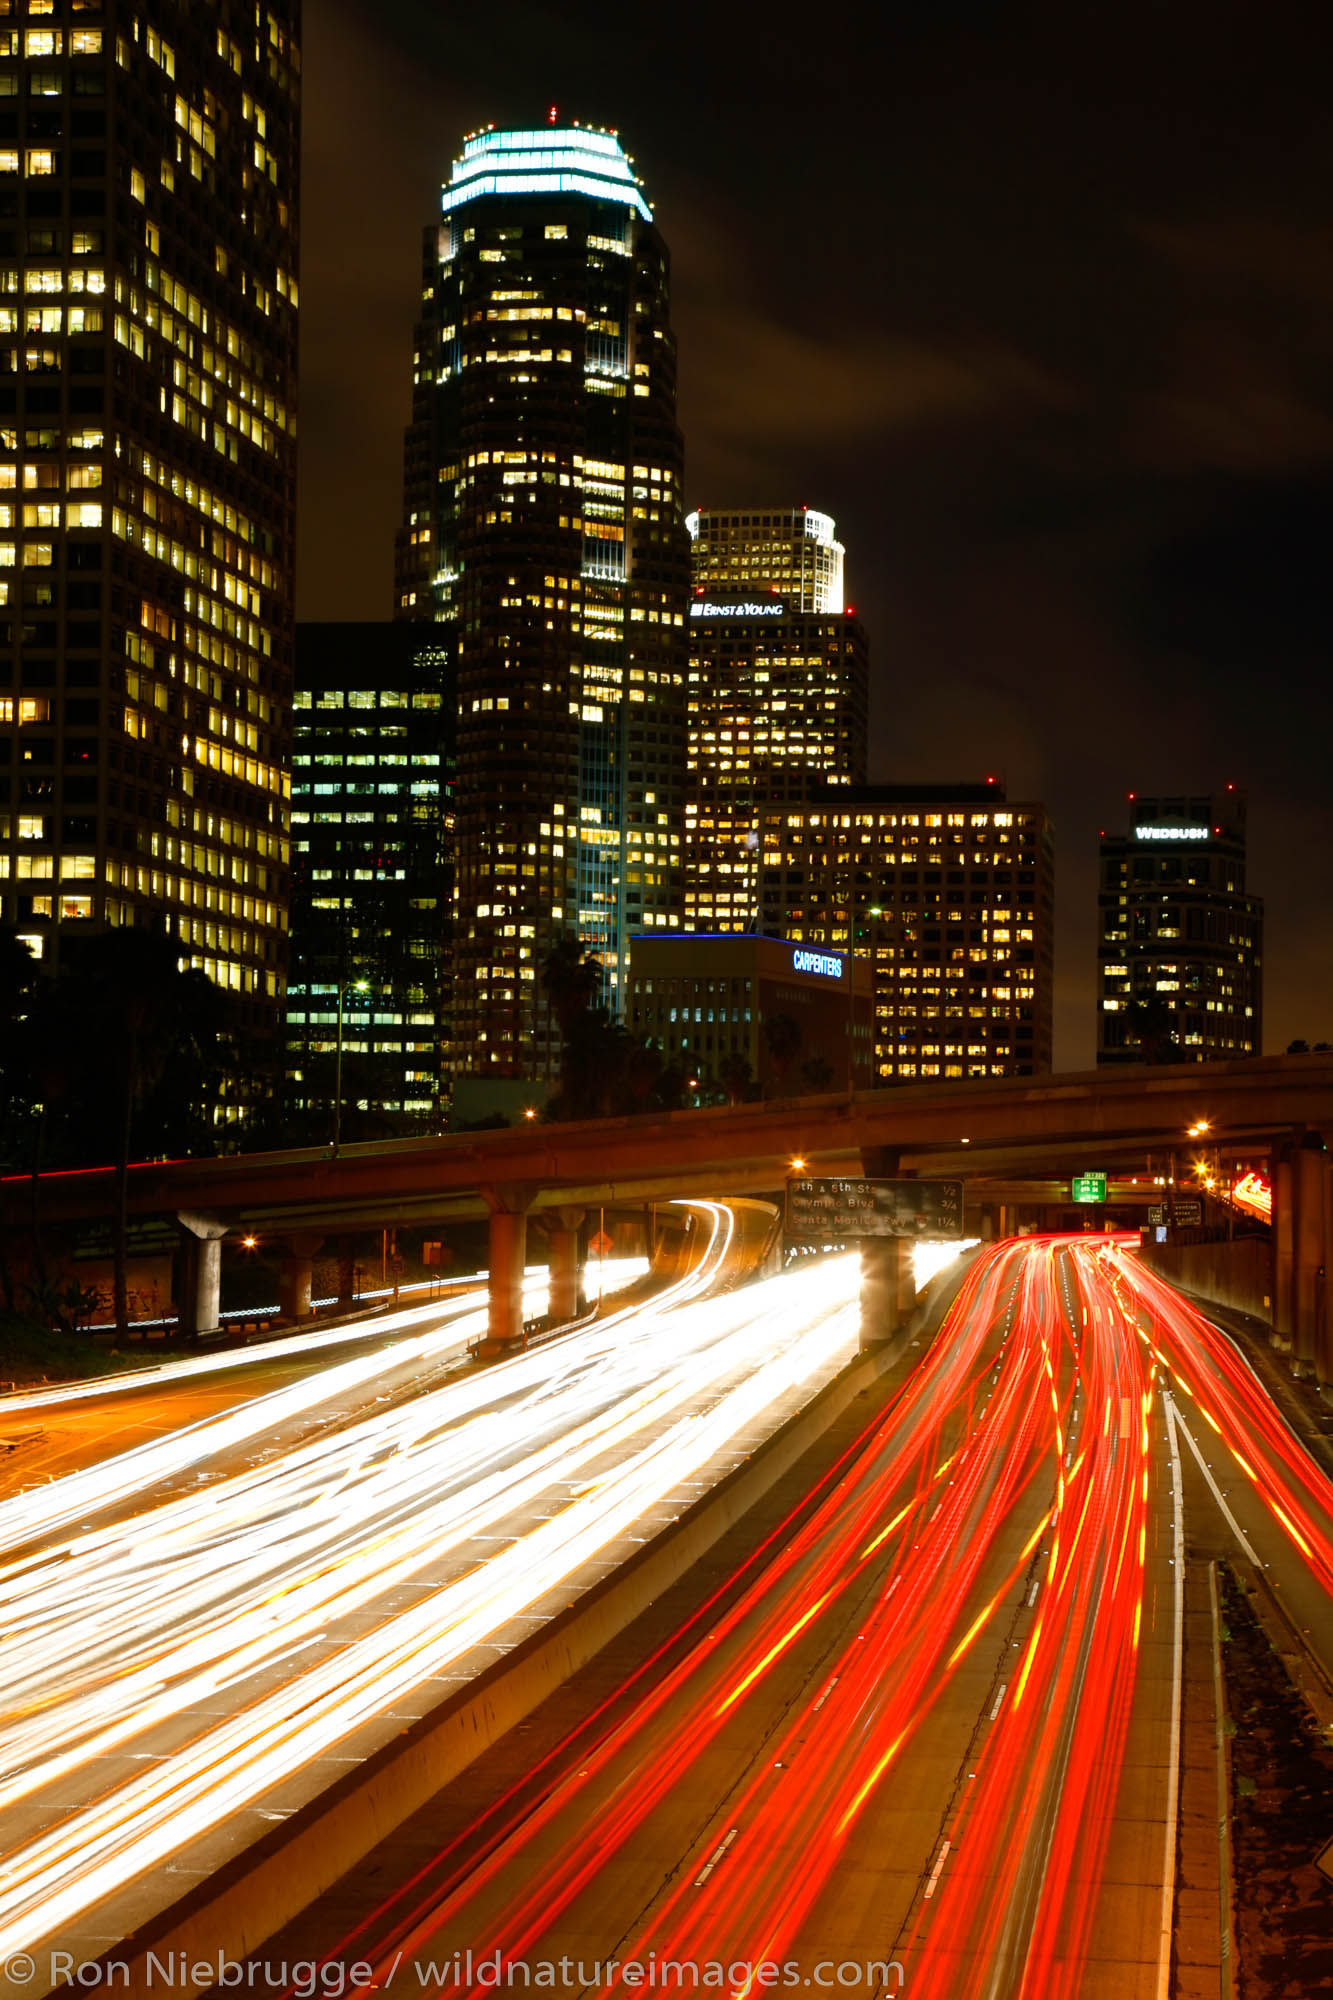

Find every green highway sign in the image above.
[1071,1173,1107,1204]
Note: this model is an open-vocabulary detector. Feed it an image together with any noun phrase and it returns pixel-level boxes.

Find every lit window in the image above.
[24,150,57,176]
[0,697,49,724]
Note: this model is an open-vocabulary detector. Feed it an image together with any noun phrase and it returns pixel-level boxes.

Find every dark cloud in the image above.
[298,0,1333,1063]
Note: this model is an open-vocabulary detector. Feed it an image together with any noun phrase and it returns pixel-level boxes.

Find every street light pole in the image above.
[333,982,345,1159]
[845,950,855,1095]
[332,978,369,1158]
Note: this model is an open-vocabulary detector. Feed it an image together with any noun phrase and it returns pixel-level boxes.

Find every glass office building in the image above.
[0,0,299,1093]
[1097,790,1262,1064]
[284,622,454,1137]
[395,125,689,1083]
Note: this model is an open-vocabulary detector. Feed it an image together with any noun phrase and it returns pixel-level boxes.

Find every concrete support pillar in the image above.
[859,1237,915,1352]
[545,1206,585,1325]
[1293,1136,1327,1378]
[482,1183,536,1349]
[611,1215,644,1256]
[335,1233,357,1311]
[279,1231,323,1322]
[858,1145,911,1350]
[1272,1148,1295,1353]
[1304,1160,1328,1392]
[176,1211,228,1339]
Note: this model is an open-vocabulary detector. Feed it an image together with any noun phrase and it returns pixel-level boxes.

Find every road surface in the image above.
[240,1235,1333,2000]
[0,1204,859,1984]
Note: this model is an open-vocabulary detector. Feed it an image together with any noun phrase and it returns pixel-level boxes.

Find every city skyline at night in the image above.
[2,12,1331,1993]
[298,0,1330,1066]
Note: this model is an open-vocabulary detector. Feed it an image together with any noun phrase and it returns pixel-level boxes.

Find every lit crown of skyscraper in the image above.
[442,126,653,220]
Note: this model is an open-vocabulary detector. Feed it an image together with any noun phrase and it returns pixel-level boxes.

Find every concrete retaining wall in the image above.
[1136,1234,1273,1323]
[88,1269,962,1998]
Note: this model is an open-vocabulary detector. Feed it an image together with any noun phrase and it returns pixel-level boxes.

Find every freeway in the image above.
[0,1202,861,1985]
[245,1235,1333,2000]
[0,1260,661,1520]
[0,1271,532,1509]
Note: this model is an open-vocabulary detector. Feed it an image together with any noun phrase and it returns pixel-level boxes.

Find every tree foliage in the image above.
[761,1012,804,1095]
[0,925,242,1332]
[539,939,682,1121]
[1125,995,1182,1065]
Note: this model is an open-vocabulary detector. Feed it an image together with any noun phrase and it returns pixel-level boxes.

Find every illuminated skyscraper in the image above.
[684,591,867,931]
[0,3,299,1082]
[686,505,845,612]
[396,124,688,1083]
[1097,790,1262,1064]
[757,782,1054,1079]
[284,623,454,1139]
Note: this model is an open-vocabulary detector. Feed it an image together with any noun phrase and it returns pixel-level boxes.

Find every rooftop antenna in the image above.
[548,103,558,124]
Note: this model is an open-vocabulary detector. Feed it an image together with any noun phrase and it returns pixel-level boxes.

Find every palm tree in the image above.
[541,937,603,1034]
[800,1054,836,1093]
[1127,994,1182,1065]
[718,1050,754,1106]
[761,1012,804,1096]
[62,932,234,1335]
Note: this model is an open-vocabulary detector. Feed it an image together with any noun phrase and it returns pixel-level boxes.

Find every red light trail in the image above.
[271,1234,1333,2000]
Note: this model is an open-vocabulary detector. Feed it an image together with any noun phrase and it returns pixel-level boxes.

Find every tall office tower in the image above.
[757,782,1054,1079]
[683,589,867,931]
[686,505,845,612]
[1097,789,1262,1064]
[395,124,689,1083]
[284,623,454,1138]
[0,2,299,1072]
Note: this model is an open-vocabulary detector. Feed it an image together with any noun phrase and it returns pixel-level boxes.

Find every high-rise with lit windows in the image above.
[756,781,1054,1079]
[0,1,298,1093]
[1097,790,1262,1064]
[686,505,845,612]
[283,623,454,1139]
[395,124,688,1083]
[683,586,867,931]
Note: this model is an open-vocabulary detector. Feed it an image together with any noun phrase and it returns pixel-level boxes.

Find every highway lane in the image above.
[1104,1245,1333,1683]
[0,1260,659,1524]
[0,1203,860,1983]
[250,1234,1332,2000]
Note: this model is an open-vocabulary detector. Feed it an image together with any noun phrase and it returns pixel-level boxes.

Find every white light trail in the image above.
[0,1212,857,1963]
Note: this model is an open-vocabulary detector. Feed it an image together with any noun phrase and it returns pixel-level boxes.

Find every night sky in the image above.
[297,0,1332,1070]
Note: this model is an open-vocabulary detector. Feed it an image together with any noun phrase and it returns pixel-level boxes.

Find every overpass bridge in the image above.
[5,1053,1331,1377]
